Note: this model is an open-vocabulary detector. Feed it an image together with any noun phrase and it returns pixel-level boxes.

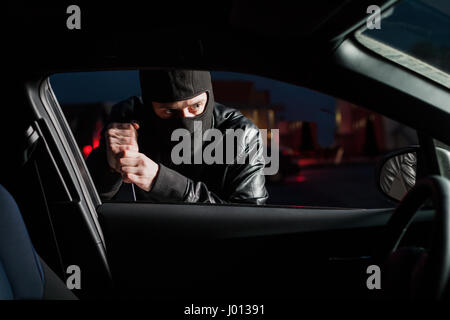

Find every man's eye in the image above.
[192,103,201,109]
[165,109,175,114]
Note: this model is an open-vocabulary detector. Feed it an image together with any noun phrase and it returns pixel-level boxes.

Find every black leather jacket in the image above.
[86,96,268,204]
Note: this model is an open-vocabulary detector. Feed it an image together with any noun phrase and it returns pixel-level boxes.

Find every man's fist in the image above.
[105,122,140,173]
[120,151,160,192]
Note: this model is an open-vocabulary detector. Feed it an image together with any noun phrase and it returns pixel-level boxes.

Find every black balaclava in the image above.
[139,69,214,136]
[137,69,215,167]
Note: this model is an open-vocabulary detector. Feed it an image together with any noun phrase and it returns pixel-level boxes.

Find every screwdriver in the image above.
[130,120,140,202]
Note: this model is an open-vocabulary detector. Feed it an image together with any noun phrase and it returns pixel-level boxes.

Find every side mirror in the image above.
[376,147,419,202]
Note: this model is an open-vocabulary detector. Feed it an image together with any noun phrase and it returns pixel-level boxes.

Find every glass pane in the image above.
[357,0,450,87]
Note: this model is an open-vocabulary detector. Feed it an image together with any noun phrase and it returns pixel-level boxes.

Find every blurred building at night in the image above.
[212,80,281,132]
[277,121,318,152]
[334,99,418,159]
[213,80,321,154]
[334,99,386,158]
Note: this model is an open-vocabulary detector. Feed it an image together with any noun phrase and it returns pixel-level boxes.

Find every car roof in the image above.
[7,0,394,72]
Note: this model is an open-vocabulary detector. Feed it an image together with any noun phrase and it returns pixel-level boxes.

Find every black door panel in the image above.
[98,203,434,299]
[99,203,395,239]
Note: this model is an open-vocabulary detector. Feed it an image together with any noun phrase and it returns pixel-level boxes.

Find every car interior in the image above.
[2,0,450,301]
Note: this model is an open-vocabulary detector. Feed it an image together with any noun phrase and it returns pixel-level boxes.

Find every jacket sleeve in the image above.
[142,126,268,205]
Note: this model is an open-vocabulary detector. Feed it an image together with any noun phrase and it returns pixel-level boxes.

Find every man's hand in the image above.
[105,122,140,173]
[119,151,160,192]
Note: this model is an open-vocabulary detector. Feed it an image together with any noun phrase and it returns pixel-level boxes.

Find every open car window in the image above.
[50,70,417,208]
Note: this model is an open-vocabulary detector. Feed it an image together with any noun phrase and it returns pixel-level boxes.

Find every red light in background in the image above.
[298,159,318,167]
[284,175,307,183]
[83,145,93,157]
[92,120,103,149]
[92,138,100,149]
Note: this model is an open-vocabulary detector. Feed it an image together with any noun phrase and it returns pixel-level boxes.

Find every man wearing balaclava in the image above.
[86,69,268,204]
